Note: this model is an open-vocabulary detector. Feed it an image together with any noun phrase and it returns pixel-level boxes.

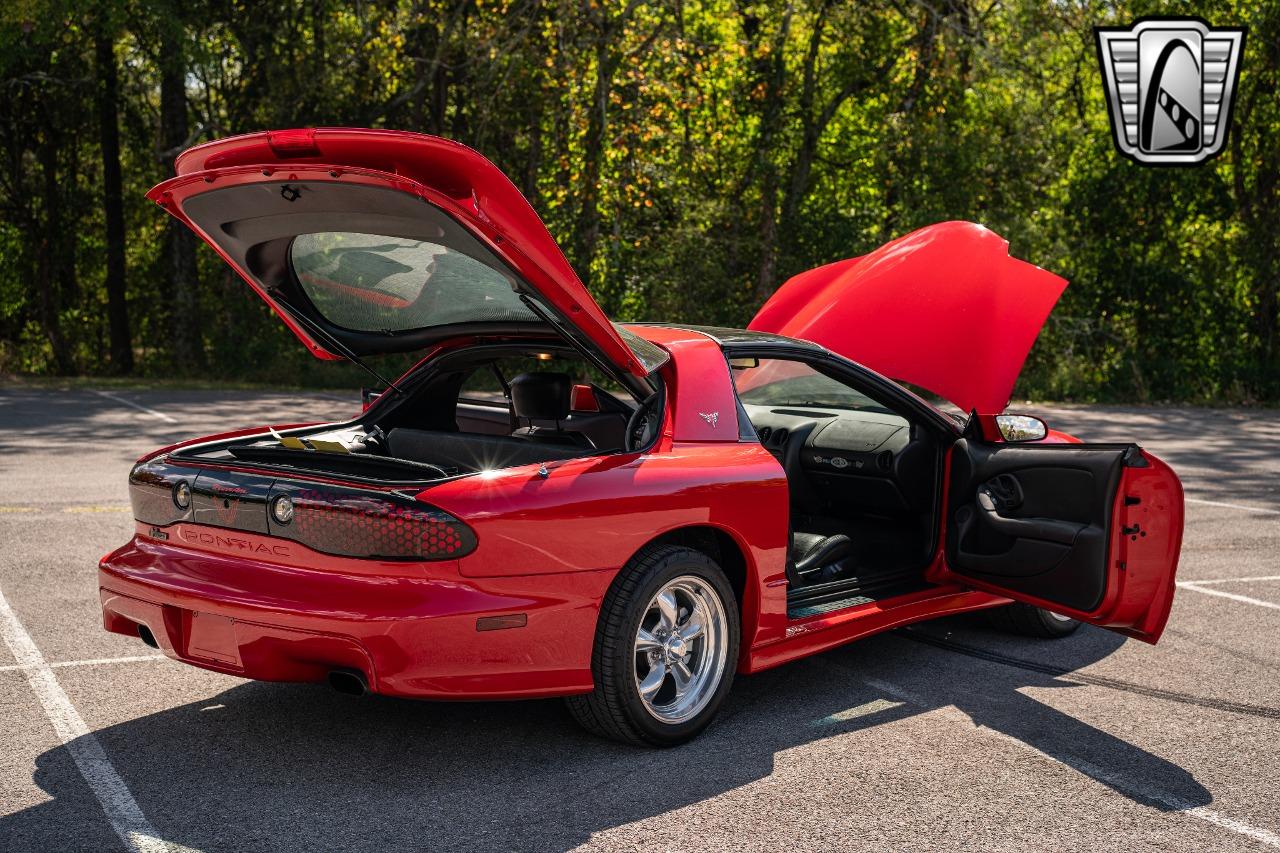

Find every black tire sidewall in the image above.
[609,550,740,745]
[1035,606,1081,638]
[985,601,1082,639]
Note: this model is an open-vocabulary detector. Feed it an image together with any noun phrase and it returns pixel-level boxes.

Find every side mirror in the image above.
[995,413,1047,442]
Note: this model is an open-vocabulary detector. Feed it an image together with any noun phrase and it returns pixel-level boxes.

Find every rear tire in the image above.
[986,602,1081,639]
[566,545,739,747]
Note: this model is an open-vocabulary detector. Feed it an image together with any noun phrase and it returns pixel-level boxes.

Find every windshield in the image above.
[731,358,888,412]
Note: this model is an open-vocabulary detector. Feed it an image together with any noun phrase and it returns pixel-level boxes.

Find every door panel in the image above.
[1105,452,1184,642]
[949,442,1124,612]
[941,439,1183,643]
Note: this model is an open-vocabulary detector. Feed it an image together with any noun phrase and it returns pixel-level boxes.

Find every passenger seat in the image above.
[788,532,853,587]
[509,373,595,449]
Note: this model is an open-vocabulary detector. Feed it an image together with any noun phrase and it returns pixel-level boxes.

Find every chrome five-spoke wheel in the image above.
[566,545,739,746]
[633,576,729,724]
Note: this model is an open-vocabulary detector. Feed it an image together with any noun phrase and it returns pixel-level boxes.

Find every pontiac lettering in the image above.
[179,527,291,557]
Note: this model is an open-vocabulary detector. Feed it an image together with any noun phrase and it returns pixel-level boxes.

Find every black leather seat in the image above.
[509,372,595,449]
[788,532,854,586]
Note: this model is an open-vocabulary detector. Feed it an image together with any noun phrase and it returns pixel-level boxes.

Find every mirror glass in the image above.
[995,414,1047,442]
[728,356,759,370]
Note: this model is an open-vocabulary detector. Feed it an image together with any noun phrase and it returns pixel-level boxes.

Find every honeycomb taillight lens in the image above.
[269,486,476,561]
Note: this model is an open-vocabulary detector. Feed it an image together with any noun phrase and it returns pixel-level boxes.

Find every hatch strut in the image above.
[272,295,406,398]
[516,294,651,399]
[488,362,518,432]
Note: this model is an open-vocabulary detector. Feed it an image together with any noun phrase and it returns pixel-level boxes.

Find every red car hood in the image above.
[749,222,1067,414]
[148,128,657,377]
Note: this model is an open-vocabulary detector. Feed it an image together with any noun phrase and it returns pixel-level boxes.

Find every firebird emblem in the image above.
[699,412,718,428]
[214,497,240,526]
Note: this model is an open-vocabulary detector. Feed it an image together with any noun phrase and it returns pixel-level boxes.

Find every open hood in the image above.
[749,222,1066,414]
[147,128,664,377]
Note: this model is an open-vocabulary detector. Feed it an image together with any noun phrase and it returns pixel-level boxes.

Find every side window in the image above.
[458,365,511,405]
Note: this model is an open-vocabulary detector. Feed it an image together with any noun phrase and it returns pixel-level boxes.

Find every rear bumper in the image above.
[99,525,611,699]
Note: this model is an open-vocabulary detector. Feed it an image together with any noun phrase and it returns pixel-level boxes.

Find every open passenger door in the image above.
[935,440,1184,643]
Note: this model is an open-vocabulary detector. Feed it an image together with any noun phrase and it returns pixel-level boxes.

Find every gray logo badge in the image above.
[1095,18,1245,165]
[699,411,718,428]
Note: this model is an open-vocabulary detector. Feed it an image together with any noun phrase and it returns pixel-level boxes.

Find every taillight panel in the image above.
[190,469,273,534]
[129,460,475,562]
[129,460,201,527]
[267,484,476,561]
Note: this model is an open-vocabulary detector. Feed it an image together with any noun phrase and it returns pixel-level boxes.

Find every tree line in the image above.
[1,0,1276,401]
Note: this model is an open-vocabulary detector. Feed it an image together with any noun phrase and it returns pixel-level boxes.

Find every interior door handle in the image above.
[975,487,1084,545]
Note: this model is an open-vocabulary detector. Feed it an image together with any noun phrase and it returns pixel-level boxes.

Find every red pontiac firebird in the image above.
[99,128,1184,746]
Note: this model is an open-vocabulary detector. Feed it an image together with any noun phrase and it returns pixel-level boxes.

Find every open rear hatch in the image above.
[147,127,666,376]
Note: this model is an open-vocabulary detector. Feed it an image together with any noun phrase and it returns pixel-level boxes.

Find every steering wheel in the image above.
[625,392,662,452]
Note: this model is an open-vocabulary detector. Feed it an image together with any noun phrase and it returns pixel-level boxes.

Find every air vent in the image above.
[757,426,772,443]
[773,428,789,446]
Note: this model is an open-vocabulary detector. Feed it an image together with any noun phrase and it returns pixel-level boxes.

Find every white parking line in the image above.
[91,390,177,423]
[0,653,166,673]
[815,697,903,725]
[860,675,1280,849]
[0,588,188,853]
[1186,497,1280,515]
[1179,574,1280,585]
[1177,582,1280,612]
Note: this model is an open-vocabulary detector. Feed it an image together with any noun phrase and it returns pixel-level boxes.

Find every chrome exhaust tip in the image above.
[328,669,368,696]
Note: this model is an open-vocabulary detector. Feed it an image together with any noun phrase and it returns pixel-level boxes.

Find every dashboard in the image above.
[744,403,937,515]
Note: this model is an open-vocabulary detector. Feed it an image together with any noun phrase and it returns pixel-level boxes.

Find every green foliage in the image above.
[0,0,1276,402]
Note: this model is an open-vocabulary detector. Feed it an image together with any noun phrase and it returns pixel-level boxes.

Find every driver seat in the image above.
[787,532,854,587]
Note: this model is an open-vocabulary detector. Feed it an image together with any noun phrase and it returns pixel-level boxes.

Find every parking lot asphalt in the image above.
[0,387,1277,852]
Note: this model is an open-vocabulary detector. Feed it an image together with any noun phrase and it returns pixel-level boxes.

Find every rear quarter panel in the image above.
[418,329,793,656]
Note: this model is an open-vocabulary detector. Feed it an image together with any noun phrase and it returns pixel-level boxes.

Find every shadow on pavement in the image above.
[1,617,1212,852]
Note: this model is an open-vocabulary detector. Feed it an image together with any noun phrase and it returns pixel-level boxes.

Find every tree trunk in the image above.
[746,9,793,303]
[96,26,133,374]
[37,136,74,373]
[572,34,613,282]
[523,83,544,205]
[1228,21,1280,397]
[159,24,205,369]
